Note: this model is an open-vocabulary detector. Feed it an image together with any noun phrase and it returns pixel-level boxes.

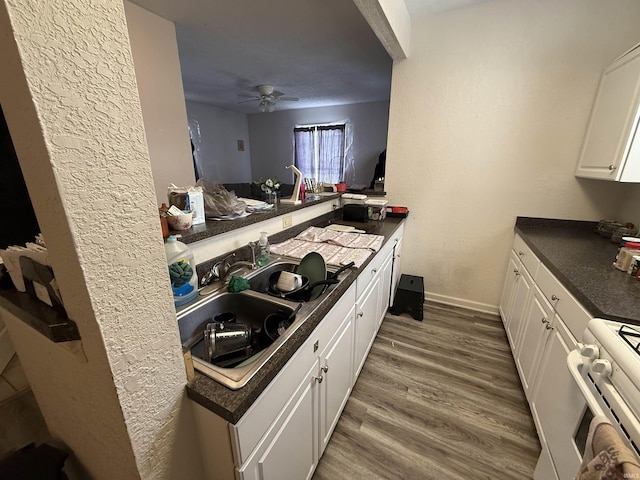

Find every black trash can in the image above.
[391,274,424,321]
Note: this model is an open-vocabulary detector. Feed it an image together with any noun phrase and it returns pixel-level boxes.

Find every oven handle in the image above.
[567,350,605,417]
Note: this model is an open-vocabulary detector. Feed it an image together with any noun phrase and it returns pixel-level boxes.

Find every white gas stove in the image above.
[570,318,640,457]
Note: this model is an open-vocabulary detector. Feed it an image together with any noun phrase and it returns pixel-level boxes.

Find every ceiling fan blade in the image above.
[278,96,299,102]
[237,98,259,104]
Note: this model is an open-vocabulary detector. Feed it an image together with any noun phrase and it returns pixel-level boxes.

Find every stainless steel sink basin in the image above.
[177,257,351,390]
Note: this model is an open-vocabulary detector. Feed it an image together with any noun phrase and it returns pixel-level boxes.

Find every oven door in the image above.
[532,331,588,480]
[567,349,640,463]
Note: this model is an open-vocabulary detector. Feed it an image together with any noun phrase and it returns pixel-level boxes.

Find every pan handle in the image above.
[328,261,355,280]
[306,278,339,289]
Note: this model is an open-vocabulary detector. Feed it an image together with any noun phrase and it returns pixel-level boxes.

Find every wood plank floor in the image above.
[313,301,541,480]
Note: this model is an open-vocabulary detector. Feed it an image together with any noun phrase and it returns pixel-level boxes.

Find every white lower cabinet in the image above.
[238,364,317,480]
[389,233,403,307]
[378,252,393,326]
[319,307,355,454]
[353,275,380,380]
[514,286,553,399]
[504,262,534,349]
[500,232,590,480]
[499,251,520,323]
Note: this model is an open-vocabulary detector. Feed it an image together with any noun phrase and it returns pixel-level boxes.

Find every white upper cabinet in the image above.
[575,43,640,182]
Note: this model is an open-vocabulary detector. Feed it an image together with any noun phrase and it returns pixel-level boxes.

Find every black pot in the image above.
[267,261,355,302]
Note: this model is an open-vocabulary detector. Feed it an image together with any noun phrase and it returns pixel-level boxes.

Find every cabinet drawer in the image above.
[513,234,540,278]
[536,263,591,341]
[356,248,385,299]
[231,283,357,465]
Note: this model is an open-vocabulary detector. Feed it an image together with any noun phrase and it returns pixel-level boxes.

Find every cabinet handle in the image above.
[541,317,548,324]
[608,165,617,171]
[545,324,554,330]
[321,364,329,373]
[518,251,524,256]
[314,375,323,384]
[551,295,559,301]
[357,311,364,317]
[372,268,378,274]
[514,271,520,277]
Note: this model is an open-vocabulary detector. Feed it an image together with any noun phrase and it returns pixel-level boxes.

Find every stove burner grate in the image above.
[618,324,640,355]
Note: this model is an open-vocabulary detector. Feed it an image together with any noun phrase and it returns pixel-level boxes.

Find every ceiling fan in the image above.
[238,85,299,112]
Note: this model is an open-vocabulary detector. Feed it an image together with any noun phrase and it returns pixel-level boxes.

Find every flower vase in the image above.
[266,191,279,210]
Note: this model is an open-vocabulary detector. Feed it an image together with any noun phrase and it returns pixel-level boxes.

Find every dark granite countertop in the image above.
[172,194,341,245]
[185,217,405,424]
[515,217,640,325]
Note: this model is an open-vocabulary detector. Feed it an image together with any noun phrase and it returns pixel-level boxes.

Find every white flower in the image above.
[266,178,274,188]
[274,182,280,190]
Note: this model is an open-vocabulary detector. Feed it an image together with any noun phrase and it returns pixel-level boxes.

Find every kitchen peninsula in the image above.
[178,196,405,480]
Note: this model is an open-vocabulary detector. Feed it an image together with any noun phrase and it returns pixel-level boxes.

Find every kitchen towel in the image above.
[576,415,640,480]
[295,226,384,251]
[269,238,373,268]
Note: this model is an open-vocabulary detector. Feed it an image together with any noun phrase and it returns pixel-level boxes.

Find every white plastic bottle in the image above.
[258,232,270,267]
[164,235,198,305]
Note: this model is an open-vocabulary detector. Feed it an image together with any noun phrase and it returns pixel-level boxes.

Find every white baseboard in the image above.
[425,291,499,316]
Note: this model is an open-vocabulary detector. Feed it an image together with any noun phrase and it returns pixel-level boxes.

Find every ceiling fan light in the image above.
[258,98,275,113]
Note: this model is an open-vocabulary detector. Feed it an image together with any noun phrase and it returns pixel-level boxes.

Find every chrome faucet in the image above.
[201,244,259,286]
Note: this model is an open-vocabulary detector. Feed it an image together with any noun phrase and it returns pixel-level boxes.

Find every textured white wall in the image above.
[186,101,252,183]
[248,101,390,186]
[125,1,195,205]
[0,0,203,478]
[385,0,640,311]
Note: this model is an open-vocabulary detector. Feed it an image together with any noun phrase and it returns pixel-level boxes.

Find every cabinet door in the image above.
[530,320,583,480]
[354,276,380,380]
[390,236,403,307]
[514,286,553,399]
[239,369,317,480]
[505,262,533,349]
[499,251,520,327]
[575,45,640,181]
[378,252,393,324]
[319,309,355,454]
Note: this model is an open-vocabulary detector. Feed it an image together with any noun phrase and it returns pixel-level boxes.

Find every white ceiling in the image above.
[129,0,485,114]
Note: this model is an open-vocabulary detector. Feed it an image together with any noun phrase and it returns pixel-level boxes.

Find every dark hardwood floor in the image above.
[313,301,541,480]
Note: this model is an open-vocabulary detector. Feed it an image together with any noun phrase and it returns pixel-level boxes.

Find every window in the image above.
[294,124,345,184]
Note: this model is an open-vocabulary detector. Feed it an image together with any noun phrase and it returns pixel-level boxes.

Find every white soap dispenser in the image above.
[258,232,270,266]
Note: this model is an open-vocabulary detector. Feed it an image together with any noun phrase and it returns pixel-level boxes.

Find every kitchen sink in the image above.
[177,257,351,390]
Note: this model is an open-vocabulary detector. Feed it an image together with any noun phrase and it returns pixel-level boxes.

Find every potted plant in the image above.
[254,177,281,204]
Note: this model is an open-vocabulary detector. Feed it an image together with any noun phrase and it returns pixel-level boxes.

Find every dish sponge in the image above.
[227,275,250,292]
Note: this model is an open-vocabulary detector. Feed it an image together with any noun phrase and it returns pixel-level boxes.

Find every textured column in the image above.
[0,0,199,478]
